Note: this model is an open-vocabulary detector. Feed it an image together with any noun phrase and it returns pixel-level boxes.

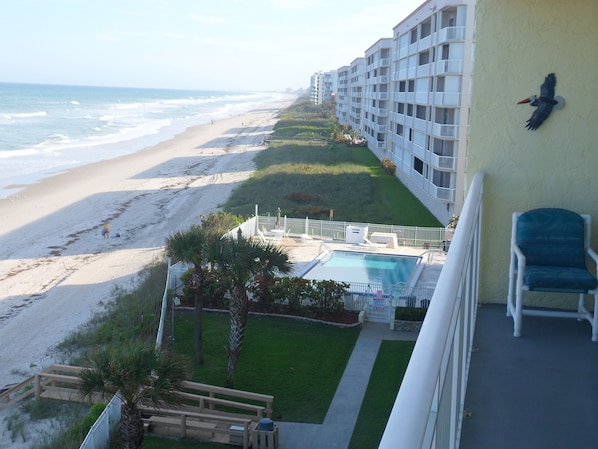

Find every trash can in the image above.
[442,240,451,252]
[258,418,274,431]
[253,418,279,449]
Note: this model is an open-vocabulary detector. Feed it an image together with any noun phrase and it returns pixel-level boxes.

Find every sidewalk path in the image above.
[277,322,417,449]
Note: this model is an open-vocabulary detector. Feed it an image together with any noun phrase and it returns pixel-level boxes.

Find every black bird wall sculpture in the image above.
[517,73,565,130]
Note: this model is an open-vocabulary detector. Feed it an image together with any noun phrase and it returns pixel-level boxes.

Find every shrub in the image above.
[291,205,331,219]
[64,402,106,442]
[395,306,427,321]
[200,211,244,233]
[284,191,315,203]
[380,158,397,176]
[308,280,349,318]
[249,274,278,308]
[274,277,312,312]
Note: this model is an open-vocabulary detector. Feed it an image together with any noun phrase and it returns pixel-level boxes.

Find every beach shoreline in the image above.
[0,95,297,389]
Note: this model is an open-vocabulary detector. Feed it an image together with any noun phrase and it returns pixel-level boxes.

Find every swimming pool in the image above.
[301,250,421,288]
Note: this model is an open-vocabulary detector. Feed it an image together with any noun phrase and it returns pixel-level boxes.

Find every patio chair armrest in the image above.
[586,248,598,277]
[586,247,598,263]
[511,243,526,268]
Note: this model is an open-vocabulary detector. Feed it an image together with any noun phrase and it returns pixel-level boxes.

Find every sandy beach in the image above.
[0,96,297,389]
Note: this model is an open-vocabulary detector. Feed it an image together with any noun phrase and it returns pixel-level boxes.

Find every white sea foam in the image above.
[6,111,47,119]
[0,83,288,198]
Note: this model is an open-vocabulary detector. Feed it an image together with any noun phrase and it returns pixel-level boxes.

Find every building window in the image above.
[416,105,427,120]
[399,81,406,92]
[396,124,404,136]
[421,20,432,38]
[407,104,413,117]
[436,76,445,92]
[410,29,417,44]
[414,157,424,174]
[433,170,452,188]
[442,44,450,60]
[397,103,405,114]
[408,80,415,92]
[418,50,430,65]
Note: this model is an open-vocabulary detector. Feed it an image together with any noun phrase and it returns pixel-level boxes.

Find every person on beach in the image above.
[103,221,110,239]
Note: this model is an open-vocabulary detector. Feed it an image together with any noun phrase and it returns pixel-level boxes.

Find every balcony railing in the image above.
[431,152,457,171]
[379,171,483,449]
[433,123,459,139]
[436,59,464,75]
[438,26,466,43]
[433,92,462,107]
[430,183,456,202]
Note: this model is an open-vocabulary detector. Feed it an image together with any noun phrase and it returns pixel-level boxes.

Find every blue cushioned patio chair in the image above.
[507,208,598,341]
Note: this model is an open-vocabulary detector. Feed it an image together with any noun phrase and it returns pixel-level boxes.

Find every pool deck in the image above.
[279,236,446,292]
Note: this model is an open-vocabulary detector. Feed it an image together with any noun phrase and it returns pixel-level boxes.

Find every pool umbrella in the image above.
[276,207,281,228]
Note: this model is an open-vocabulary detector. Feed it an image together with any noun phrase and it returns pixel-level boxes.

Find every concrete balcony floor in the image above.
[460,304,598,449]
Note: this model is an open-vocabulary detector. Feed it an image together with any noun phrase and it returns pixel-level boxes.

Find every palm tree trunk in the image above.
[225,288,249,387]
[121,403,144,449]
[194,289,204,365]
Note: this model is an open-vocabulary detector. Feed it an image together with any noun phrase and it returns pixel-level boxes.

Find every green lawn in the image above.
[348,340,415,449]
[142,435,228,449]
[172,311,361,422]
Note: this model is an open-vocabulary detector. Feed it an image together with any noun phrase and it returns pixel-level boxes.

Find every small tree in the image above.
[166,226,219,365]
[210,235,291,387]
[79,343,190,449]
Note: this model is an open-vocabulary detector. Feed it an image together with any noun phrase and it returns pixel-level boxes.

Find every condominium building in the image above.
[363,39,393,155]
[348,58,365,130]
[336,66,350,124]
[334,0,475,224]
[389,0,475,223]
[310,70,337,105]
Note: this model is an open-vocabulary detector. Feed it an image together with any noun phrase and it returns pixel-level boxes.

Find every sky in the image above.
[1,0,425,92]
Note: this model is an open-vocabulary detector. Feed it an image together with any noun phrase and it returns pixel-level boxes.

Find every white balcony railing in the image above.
[435,59,464,75]
[433,92,462,106]
[431,152,457,171]
[438,26,466,43]
[378,172,483,449]
[433,123,459,139]
[430,183,456,202]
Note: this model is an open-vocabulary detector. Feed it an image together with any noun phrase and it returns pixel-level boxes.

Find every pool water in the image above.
[302,250,420,286]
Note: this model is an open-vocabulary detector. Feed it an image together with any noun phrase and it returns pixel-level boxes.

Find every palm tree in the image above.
[166,226,218,365]
[79,343,190,449]
[210,235,291,387]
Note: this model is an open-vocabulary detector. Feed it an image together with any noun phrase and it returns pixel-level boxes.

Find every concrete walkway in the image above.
[276,322,417,449]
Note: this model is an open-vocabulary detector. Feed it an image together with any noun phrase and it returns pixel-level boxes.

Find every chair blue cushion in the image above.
[518,208,586,268]
[524,265,598,293]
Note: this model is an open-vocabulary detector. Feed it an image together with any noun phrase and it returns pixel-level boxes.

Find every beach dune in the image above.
[0,97,296,388]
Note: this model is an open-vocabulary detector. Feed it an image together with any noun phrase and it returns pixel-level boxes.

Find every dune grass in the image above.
[224,98,441,227]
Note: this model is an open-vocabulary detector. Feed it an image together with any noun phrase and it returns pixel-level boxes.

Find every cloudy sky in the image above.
[1,0,424,92]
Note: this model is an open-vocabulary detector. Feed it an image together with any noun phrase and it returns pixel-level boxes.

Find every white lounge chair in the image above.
[300,233,321,243]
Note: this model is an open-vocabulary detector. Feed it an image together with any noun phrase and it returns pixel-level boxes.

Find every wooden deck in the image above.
[0,364,275,447]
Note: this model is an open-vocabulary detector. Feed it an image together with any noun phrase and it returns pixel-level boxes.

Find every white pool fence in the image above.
[226,211,449,249]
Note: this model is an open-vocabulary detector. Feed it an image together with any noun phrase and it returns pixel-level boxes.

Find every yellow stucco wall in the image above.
[468,0,598,306]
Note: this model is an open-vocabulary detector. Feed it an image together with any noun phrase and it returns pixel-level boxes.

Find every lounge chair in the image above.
[257,229,278,244]
[507,208,598,341]
[359,237,386,249]
[300,233,321,243]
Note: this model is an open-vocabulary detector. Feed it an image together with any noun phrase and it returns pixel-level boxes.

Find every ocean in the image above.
[0,83,285,198]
